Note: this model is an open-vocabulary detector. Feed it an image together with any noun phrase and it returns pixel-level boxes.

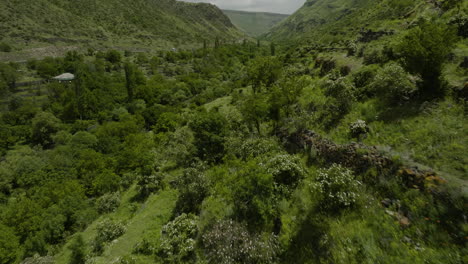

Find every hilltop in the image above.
[0,0,242,59]
[223,10,288,37]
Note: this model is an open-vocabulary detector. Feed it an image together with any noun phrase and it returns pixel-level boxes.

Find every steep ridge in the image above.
[0,0,242,50]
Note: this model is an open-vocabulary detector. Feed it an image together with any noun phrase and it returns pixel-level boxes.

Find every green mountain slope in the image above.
[0,0,242,50]
[265,0,446,42]
[223,10,288,37]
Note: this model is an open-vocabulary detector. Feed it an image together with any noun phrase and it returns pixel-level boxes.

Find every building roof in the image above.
[53,73,75,81]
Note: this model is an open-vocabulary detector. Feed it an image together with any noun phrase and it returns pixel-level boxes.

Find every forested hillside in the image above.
[0,0,242,53]
[0,0,467,263]
[223,10,288,37]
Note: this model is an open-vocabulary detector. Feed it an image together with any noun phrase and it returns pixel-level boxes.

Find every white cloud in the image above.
[182,0,305,14]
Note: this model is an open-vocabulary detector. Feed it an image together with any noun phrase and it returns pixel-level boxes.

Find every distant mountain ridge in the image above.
[0,0,242,50]
[223,9,289,37]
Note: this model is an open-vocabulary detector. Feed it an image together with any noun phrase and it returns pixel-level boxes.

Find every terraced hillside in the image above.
[0,0,242,53]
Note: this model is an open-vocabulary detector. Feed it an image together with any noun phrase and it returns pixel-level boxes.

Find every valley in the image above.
[0,0,467,263]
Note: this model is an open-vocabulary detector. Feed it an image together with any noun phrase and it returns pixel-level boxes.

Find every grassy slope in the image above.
[223,10,288,37]
[264,0,434,42]
[268,0,467,184]
[55,186,177,264]
[0,0,243,57]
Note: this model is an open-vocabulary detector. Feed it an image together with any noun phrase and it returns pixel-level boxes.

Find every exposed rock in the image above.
[279,129,446,191]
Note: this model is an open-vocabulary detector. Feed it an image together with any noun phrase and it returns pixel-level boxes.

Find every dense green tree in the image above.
[31,112,61,148]
[397,21,457,96]
[369,62,417,104]
[240,93,269,134]
[0,224,19,264]
[189,110,228,162]
[247,57,282,93]
[105,50,122,64]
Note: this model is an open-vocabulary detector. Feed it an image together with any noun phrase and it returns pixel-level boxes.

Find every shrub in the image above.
[0,42,12,52]
[156,214,198,263]
[352,64,379,99]
[322,77,356,127]
[136,173,164,199]
[263,154,305,189]
[105,50,122,64]
[349,119,369,140]
[175,163,209,214]
[68,234,86,264]
[92,219,126,254]
[225,136,281,160]
[314,164,361,212]
[369,62,417,104]
[202,219,279,264]
[96,192,121,214]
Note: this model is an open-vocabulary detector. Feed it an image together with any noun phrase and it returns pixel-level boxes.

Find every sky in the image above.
[182,0,305,15]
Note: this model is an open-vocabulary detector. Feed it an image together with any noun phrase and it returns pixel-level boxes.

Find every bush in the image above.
[322,77,356,127]
[105,50,122,64]
[92,220,126,254]
[68,234,86,264]
[263,154,305,190]
[0,42,12,52]
[202,219,279,264]
[156,214,198,263]
[352,64,379,99]
[96,192,121,214]
[349,120,369,140]
[136,173,164,199]
[314,164,361,212]
[369,62,417,104]
[175,163,209,214]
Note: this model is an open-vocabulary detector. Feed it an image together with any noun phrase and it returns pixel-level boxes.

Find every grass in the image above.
[54,186,178,264]
[328,98,467,182]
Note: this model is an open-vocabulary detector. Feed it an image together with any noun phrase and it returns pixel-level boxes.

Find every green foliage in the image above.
[314,164,361,212]
[175,163,209,214]
[397,21,458,96]
[156,214,198,263]
[189,110,228,162]
[369,62,417,104]
[0,224,19,264]
[202,219,279,264]
[0,62,18,91]
[96,192,121,214]
[106,50,122,64]
[322,77,356,127]
[31,111,61,148]
[0,42,12,52]
[136,173,165,199]
[92,219,126,254]
[68,234,86,264]
[247,57,282,93]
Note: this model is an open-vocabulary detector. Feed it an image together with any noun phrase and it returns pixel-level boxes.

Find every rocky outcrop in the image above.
[280,129,446,191]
